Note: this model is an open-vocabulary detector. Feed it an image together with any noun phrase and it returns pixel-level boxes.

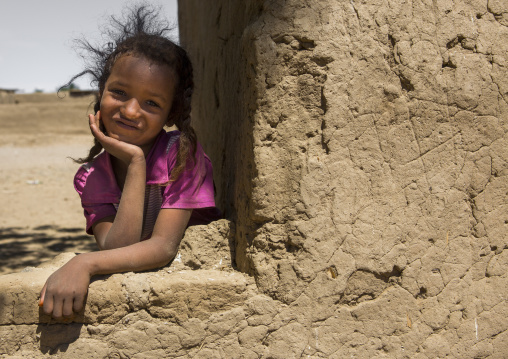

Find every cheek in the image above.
[99,97,116,119]
[99,96,111,112]
[98,100,114,133]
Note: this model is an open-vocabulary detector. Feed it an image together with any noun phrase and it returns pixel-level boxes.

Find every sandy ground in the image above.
[0,94,100,274]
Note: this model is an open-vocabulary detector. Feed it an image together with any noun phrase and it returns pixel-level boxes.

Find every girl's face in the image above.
[100,54,176,155]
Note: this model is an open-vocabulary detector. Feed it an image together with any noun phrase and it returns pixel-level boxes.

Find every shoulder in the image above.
[155,130,180,152]
[152,130,207,160]
[145,131,180,184]
[146,130,211,185]
[74,162,93,195]
[148,130,181,164]
[73,151,114,199]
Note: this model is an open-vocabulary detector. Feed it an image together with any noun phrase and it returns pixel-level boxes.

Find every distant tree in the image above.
[34,89,44,93]
[59,82,80,91]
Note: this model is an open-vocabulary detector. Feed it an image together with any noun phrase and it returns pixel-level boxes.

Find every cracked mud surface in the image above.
[178,0,508,357]
[2,0,508,357]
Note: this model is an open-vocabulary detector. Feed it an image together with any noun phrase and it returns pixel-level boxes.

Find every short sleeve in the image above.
[161,143,216,209]
[74,166,117,235]
[82,203,117,235]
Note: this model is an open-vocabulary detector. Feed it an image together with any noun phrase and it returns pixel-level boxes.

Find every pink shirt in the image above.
[74,130,221,235]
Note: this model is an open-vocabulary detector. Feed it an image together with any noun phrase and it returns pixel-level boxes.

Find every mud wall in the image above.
[179,0,508,357]
[1,1,507,358]
[178,1,262,221]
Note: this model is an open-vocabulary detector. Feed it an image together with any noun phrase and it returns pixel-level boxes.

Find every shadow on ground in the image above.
[0,226,97,275]
[36,322,85,354]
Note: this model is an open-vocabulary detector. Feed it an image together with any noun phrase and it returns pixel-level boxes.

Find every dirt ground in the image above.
[0,93,100,274]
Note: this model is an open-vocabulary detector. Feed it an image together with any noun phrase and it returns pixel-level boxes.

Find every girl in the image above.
[40,5,220,319]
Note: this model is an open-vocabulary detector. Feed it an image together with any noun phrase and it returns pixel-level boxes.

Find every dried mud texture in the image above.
[2,0,508,358]
[0,221,273,358]
[179,0,508,357]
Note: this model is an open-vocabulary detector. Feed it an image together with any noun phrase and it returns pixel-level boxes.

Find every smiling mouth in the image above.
[115,119,138,130]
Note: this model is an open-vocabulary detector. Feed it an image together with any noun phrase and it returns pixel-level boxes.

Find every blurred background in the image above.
[0,0,178,93]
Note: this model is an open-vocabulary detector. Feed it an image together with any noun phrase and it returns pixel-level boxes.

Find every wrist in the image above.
[74,252,98,277]
[125,156,147,184]
[129,153,146,166]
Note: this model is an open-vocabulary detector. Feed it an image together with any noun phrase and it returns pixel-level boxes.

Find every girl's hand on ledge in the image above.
[39,255,91,319]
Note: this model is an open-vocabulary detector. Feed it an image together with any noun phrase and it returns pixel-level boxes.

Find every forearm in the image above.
[87,208,191,274]
[100,158,146,249]
[40,234,179,318]
[82,235,178,276]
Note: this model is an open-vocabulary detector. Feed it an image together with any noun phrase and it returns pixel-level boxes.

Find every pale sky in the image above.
[0,0,178,93]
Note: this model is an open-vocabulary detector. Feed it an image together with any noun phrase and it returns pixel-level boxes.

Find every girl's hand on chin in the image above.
[39,256,91,319]
[89,111,145,164]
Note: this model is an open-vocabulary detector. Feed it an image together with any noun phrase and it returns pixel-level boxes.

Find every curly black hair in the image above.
[66,3,196,181]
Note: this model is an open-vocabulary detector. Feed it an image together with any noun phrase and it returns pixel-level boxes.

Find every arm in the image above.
[87,208,191,274]
[88,111,146,249]
[40,112,189,318]
[40,207,191,318]
[92,156,146,250]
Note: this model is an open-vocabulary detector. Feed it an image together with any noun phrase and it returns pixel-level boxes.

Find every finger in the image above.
[51,296,64,319]
[89,114,108,144]
[97,111,106,133]
[89,114,100,134]
[89,114,95,131]
[89,112,102,131]
[39,283,47,307]
[62,298,74,318]
[42,292,54,316]
[73,293,86,313]
[94,110,102,131]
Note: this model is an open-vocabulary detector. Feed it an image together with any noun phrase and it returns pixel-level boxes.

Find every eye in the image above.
[146,100,160,108]
[110,89,126,96]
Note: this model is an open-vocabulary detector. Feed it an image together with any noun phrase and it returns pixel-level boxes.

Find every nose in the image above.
[121,98,141,119]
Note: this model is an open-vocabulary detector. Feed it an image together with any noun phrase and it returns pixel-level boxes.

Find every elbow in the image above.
[154,238,179,267]
[97,240,115,251]
[97,236,138,251]
[153,251,177,269]
[95,235,112,251]
[160,247,178,267]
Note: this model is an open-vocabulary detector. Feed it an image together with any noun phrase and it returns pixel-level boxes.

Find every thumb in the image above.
[89,113,105,140]
[39,283,47,307]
